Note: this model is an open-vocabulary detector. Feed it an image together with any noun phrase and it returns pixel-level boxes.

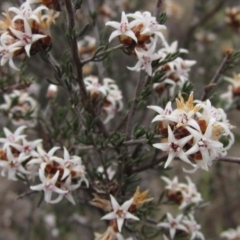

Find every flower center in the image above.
[45,182,54,191]
[120,22,128,33]
[198,139,208,149]
[22,34,31,44]
[149,20,157,31]
[116,209,125,218]
[142,55,151,65]
[170,142,180,152]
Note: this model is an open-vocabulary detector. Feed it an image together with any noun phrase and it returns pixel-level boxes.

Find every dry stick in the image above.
[64,0,109,138]
[184,0,227,49]
[201,53,231,101]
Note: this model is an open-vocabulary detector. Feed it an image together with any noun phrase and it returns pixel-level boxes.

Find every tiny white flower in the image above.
[50,175,81,205]
[161,176,180,191]
[127,11,167,42]
[28,146,60,165]
[84,76,106,96]
[153,126,194,168]
[148,101,177,123]
[30,168,67,203]
[0,126,26,149]
[106,11,138,42]
[183,214,205,240]
[157,213,188,240]
[101,195,139,232]
[127,40,160,76]
[10,138,42,157]
[53,147,88,187]
[9,2,48,23]
[9,19,46,57]
[185,119,223,171]
[0,147,29,180]
[0,32,22,70]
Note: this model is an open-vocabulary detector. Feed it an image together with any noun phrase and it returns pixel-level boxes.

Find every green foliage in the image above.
[158,12,167,24]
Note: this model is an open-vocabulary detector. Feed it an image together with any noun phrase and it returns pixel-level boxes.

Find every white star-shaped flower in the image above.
[10,138,42,157]
[106,11,138,42]
[53,147,88,187]
[101,195,139,232]
[161,176,180,191]
[9,19,46,57]
[9,2,47,23]
[153,126,194,168]
[182,214,205,240]
[28,146,60,165]
[0,126,26,149]
[0,32,22,70]
[30,167,67,202]
[157,213,188,240]
[127,41,160,76]
[0,147,29,180]
[50,175,81,205]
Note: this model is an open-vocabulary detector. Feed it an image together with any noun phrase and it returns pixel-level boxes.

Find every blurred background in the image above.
[0,0,240,239]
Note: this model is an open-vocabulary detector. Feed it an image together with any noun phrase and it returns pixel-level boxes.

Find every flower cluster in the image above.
[29,146,88,204]
[220,73,240,109]
[105,10,196,100]
[158,213,204,240]
[221,226,240,240]
[153,41,196,96]
[0,125,87,204]
[84,76,123,123]
[149,92,234,171]
[0,126,41,180]
[105,11,167,76]
[0,90,38,127]
[91,187,153,239]
[0,0,59,70]
[161,176,202,209]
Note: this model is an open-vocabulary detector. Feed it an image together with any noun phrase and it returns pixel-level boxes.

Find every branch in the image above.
[131,155,240,173]
[63,1,110,138]
[64,0,88,101]
[155,0,163,17]
[201,52,232,101]
[0,81,32,93]
[75,136,161,151]
[17,191,38,199]
[125,71,146,140]
[132,153,168,173]
[87,0,105,82]
[218,156,240,164]
[82,44,123,65]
